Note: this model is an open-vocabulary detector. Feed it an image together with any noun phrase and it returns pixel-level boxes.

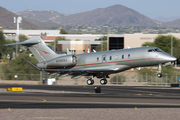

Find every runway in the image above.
[0,84,180,108]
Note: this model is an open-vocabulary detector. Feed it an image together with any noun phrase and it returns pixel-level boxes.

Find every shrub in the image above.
[110,74,126,84]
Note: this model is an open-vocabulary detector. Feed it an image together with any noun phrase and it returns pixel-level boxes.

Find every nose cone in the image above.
[166,55,177,62]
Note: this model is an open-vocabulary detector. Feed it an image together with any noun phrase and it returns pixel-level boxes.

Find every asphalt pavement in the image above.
[0,84,180,108]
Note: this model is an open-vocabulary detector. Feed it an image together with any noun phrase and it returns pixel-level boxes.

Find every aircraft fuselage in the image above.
[38,46,176,75]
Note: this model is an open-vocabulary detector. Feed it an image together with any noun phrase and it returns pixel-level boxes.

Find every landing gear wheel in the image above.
[91,79,94,85]
[157,73,162,78]
[100,79,107,85]
[157,64,162,78]
[104,79,107,84]
[87,79,94,85]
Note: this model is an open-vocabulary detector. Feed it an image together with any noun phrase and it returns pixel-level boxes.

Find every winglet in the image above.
[24,59,41,71]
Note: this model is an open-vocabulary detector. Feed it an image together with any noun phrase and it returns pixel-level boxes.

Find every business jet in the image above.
[5,36,177,85]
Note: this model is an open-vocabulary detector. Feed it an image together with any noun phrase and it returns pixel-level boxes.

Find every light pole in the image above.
[101,35,103,51]
[14,17,22,55]
[171,35,173,56]
[54,35,56,52]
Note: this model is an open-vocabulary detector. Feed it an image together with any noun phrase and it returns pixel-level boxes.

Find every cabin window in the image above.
[110,56,112,60]
[122,55,124,59]
[97,57,99,62]
[103,56,106,61]
[128,54,130,58]
[115,55,118,60]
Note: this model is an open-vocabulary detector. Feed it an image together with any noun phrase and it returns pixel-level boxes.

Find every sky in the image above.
[1,0,180,19]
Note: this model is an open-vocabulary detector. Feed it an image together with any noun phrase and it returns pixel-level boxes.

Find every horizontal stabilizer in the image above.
[24,59,41,71]
[5,36,41,46]
[5,42,39,46]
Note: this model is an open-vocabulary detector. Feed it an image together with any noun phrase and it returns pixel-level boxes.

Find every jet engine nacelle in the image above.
[37,55,77,69]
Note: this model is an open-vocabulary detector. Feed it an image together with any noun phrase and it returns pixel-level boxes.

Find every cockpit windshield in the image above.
[148,48,163,52]
[154,48,163,52]
[148,49,154,52]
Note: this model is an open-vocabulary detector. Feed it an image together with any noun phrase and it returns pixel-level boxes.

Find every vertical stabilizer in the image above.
[5,36,60,62]
[28,36,59,62]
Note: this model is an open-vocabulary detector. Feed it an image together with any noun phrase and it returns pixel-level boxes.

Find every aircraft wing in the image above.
[24,59,42,71]
[43,68,116,73]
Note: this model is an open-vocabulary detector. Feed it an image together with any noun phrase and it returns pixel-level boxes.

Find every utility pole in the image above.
[14,17,22,56]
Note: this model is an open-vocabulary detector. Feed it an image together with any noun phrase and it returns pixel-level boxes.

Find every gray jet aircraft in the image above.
[6,36,177,85]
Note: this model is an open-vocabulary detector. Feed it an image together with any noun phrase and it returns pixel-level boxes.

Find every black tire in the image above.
[87,79,92,85]
[104,79,107,84]
[91,80,94,85]
[100,79,105,85]
[157,73,162,78]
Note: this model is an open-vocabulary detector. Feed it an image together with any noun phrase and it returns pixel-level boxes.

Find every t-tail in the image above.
[5,36,63,62]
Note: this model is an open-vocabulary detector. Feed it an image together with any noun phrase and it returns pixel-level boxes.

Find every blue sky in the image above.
[1,0,180,19]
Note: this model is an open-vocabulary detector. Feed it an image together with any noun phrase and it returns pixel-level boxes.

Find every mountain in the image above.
[0,6,42,29]
[155,16,180,22]
[17,4,157,27]
[16,10,65,23]
[0,6,60,29]
[57,4,157,26]
[163,19,180,28]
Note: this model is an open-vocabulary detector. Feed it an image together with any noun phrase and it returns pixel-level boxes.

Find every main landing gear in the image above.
[87,78,94,85]
[86,78,108,85]
[100,79,107,85]
[157,64,162,78]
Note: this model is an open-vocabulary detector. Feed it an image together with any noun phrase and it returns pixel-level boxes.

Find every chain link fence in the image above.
[0,71,179,86]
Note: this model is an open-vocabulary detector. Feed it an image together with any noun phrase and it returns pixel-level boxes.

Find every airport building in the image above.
[108,33,180,49]
[41,35,102,54]
[56,41,101,54]
[41,36,101,54]
[3,30,180,54]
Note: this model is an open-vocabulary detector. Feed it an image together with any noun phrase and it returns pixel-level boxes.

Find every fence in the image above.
[0,72,179,86]
[110,73,180,86]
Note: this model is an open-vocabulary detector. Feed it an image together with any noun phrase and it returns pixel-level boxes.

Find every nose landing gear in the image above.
[157,64,162,78]
[157,73,162,78]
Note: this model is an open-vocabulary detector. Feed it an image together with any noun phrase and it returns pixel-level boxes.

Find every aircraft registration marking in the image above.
[56,59,67,62]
